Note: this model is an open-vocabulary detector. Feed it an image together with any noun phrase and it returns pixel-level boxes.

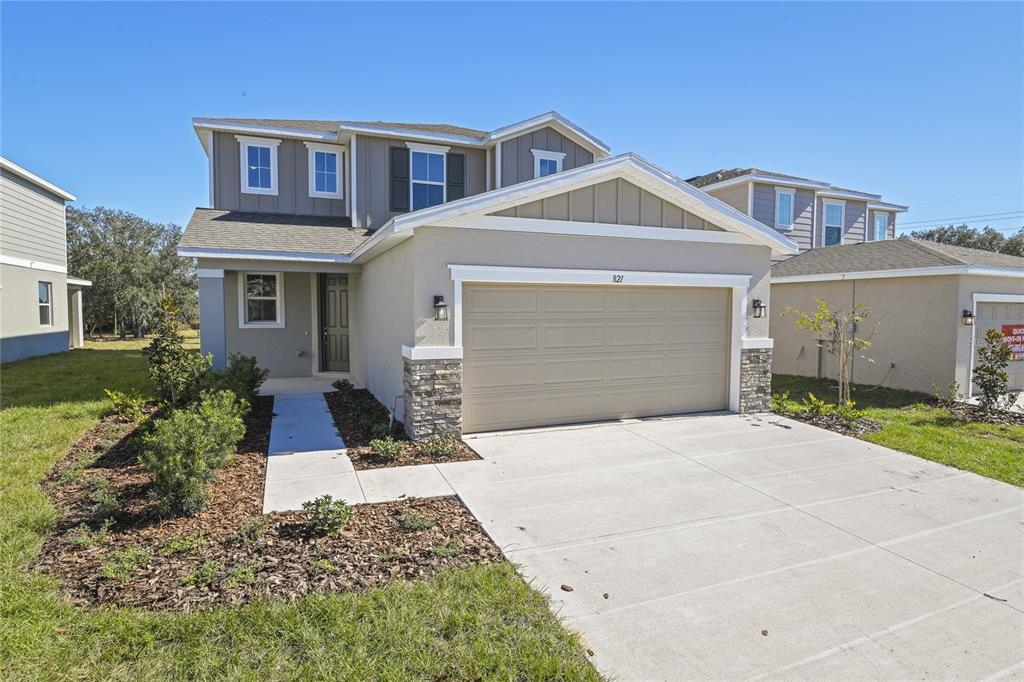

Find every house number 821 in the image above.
[612,274,624,283]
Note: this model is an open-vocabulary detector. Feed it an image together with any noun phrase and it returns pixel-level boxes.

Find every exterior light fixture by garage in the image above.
[434,295,449,321]
[751,298,767,319]
[962,309,975,326]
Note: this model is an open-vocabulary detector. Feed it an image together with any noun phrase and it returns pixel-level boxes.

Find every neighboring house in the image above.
[178,112,799,436]
[0,157,90,364]
[687,169,908,256]
[770,239,1024,397]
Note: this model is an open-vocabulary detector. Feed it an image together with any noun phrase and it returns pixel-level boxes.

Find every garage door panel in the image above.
[467,287,537,314]
[463,284,731,432]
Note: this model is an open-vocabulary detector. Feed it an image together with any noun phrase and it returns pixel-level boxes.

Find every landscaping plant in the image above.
[370,435,404,459]
[201,353,268,404]
[104,388,146,421]
[973,328,1013,413]
[147,296,211,405]
[423,432,458,458]
[302,495,356,535]
[782,298,877,404]
[101,546,152,583]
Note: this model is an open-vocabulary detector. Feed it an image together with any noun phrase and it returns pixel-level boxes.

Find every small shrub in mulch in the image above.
[936,399,1024,426]
[770,391,881,437]
[31,395,503,611]
[323,386,481,470]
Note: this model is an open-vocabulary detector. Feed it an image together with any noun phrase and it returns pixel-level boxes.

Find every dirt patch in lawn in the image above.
[773,410,882,437]
[32,396,500,611]
[323,387,481,470]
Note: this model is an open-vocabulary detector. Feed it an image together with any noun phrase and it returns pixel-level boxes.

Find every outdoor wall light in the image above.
[962,309,975,326]
[433,295,449,321]
[751,298,767,319]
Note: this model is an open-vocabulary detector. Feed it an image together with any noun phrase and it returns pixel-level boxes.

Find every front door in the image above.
[320,274,350,372]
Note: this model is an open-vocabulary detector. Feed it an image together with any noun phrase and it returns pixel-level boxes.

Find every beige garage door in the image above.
[975,302,1024,392]
[462,284,731,433]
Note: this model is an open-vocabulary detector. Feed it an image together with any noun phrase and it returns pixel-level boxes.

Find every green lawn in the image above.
[772,374,1024,487]
[0,338,598,681]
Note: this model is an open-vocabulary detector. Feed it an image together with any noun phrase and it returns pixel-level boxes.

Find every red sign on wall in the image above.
[1003,325,1024,361]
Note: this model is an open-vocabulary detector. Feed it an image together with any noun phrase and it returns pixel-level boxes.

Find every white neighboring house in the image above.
[0,157,90,363]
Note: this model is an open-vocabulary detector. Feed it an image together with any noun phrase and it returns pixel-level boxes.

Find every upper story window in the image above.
[775,188,795,230]
[532,149,566,178]
[874,213,888,240]
[823,201,845,246]
[38,281,52,326]
[239,272,284,328]
[409,144,446,210]
[304,142,344,199]
[236,135,280,196]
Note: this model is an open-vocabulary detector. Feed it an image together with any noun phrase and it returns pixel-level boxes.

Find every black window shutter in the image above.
[390,147,410,212]
[447,154,465,202]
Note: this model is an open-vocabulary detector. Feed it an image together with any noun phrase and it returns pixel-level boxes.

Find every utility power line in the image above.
[898,210,1024,227]
[911,190,1023,207]
[897,218,1023,233]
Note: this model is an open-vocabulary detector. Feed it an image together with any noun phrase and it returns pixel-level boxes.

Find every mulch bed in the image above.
[773,410,882,437]
[32,395,501,611]
[938,399,1024,426]
[323,387,480,470]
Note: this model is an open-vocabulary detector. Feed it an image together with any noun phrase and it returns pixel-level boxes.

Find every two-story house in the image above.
[178,112,802,437]
[0,157,90,363]
[687,168,908,255]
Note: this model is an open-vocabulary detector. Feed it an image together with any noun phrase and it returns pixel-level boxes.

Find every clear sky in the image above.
[3,1,1022,235]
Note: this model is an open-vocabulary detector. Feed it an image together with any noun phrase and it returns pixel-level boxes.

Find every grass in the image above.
[0,335,598,681]
[773,374,1024,487]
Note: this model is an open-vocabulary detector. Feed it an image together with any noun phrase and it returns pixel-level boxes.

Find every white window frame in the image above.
[774,188,795,231]
[531,149,566,178]
[236,135,281,196]
[38,281,53,327]
[238,271,285,329]
[407,142,448,210]
[874,212,889,241]
[304,141,345,200]
[823,200,845,246]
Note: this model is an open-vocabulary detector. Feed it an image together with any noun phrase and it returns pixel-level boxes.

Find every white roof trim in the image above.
[349,153,799,261]
[698,174,831,193]
[772,265,1024,284]
[816,189,882,201]
[177,246,353,264]
[867,201,909,213]
[66,276,92,287]
[192,119,338,144]
[0,156,76,201]
[485,111,611,157]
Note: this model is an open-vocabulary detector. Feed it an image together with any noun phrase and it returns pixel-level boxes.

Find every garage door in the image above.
[462,284,730,433]
[975,301,1024,392]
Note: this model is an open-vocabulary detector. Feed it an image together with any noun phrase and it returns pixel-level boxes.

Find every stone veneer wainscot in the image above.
[402,357,463,440]
[739,348,772,413]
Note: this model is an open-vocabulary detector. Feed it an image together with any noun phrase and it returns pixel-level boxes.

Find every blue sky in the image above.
[3,1,1022,235]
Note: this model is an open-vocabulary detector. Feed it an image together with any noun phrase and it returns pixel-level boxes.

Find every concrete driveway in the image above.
[441,413,1023,680]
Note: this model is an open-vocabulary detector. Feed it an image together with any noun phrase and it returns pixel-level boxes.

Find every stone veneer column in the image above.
[402,357,463,440]
[739,348,773,413]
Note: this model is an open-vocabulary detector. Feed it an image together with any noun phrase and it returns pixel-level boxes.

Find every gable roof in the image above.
[0,156,76,202]
[772,238,1024,281]
[686,167,906,208]
[688,168,827,189]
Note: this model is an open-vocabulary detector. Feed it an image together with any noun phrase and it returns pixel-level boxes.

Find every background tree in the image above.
[907,224,1024,257]
[67,207,197,337]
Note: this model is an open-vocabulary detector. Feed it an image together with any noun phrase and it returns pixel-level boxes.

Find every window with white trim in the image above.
[775,188,795,230]
[237,136,280,195]
[305,142,344,199]
[823,201,844,246]
[38,281,52,326]
[240,272,284,327]
[411,149,445,210]
[874,213,888,241]
[532,149,566,178]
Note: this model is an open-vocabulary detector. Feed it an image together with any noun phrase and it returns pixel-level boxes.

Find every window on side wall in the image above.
[240,272,284,328]
[410,148,446,210]
[38,281,52,326]
[305,143,344,199]
[237,136,281,195]
[823,201,844,246]
[531,149,566,178]
[874,213,888,240]
[775,188,795,230]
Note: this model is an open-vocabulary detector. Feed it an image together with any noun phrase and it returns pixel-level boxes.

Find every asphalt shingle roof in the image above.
[686,168,826,189]
[772,238,1024,278]
[179,208,370,256]
[198,118,489,139]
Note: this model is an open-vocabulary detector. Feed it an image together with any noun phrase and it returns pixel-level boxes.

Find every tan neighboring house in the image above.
[770,239,1024,397]
[687,169,908,257]
[0,157,90,364]
[178,112,800,437]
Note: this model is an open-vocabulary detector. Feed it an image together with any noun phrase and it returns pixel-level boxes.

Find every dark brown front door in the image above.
[320,274,349,372]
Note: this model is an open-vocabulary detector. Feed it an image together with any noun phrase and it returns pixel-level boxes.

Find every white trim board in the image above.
[303,141,345,200]
[0,254,67,274]
[237,271,286,329]
[436,216,758,246]
[773,265,1024,284]
[401,344,464,360]
[236,135,280,196]
[0,156,76,201]
[66,277,93,287]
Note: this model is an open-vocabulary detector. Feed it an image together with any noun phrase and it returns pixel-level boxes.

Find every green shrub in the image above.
[202,353,268,404]
[369,422,392,440]
[101,546,152,583]
[399,512,436,531]
[331,379,354,395]
[370,436,404,459]
[932,380,964,405]
[71,518,114,549]
[104,388,146,421]
[302,495,356,535]
[235,516,268,546]
[139,390,247,516]
[226,561,258,588]
[973,328,1013,412]
[183,560,224,587]
[432,540,462,558]
[834,400,863,426]
[769,390,793,415]
[422,432,458,458]
[801,393,834,416]
[159,532,207,557]
[147,296,212,405]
